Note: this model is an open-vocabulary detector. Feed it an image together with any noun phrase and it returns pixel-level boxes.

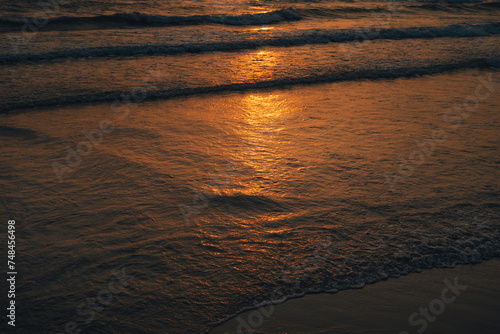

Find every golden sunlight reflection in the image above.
[228,93,301,197]
[242,93,290,127]
[235,50,280,82]
[252,27,275,31]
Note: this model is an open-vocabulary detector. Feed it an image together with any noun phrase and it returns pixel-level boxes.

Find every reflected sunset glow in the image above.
[236,50,280,82]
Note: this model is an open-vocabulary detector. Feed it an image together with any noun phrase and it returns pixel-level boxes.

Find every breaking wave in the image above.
[2,22,499,64]
[1,58,498,113]
[0,8,301,31]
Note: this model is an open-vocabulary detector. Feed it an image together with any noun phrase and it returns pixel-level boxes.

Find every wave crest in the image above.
[1,59,498,113]
[0,8,301,32]
[2,23,499,64]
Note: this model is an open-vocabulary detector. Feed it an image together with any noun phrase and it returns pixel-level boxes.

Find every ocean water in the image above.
[0,0,499,333]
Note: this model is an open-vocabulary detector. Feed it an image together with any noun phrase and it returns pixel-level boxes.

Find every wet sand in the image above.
[210,258,500,334]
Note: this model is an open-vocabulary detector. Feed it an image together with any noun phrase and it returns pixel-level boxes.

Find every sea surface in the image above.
[0,0,499,333]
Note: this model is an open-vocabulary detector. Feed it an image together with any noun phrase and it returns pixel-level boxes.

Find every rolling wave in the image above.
[1,58,498,113]
[297,1,500,17]
[406,1,500,11]
[2,22,499,64]
[412,0,486,3]
[1,3,497,33]
[297,6,394,18]
[0,8,301,32]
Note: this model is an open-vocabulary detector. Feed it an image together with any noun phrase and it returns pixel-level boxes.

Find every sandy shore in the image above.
[210,258,500,334]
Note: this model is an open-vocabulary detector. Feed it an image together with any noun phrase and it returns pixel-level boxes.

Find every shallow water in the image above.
[1,69,499,333]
